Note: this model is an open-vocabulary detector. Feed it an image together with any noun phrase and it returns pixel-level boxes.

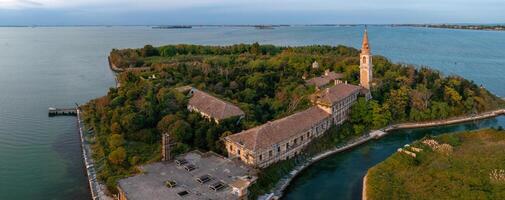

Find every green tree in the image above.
[169,120,192,144]
[370,101,391,129]
[156,114,179,134]
[111,122,122,135]
[410,84,432,111]
[108,134,125,149]
[350,98,372,124]
[108,147,126,165]
[444,86,462,106]
[386,86,410,121]
[430,101,450,119]
[250,42,261,55]
[141,45,159,57]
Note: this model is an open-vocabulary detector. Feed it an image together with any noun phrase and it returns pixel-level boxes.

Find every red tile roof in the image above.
[225,106,330,152]
[306,71,343,88]
[188,89,245,121]
[312,83,362,106]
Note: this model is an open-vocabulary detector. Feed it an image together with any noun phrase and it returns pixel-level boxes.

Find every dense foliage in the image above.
[83,43,503,193]
[366,128,505,199]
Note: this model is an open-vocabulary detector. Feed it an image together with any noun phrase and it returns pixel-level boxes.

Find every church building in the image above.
[224,29,374,168]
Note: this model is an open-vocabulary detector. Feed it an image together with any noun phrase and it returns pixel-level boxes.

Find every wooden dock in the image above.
[48,107,77,116]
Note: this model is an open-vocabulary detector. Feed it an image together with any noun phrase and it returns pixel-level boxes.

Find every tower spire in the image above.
[361,26,370,54]
[359,27,373,90]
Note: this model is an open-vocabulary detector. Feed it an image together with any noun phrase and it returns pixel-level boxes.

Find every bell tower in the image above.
[360,28,373,90]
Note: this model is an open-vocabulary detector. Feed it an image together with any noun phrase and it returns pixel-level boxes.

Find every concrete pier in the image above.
[48,107,77,116]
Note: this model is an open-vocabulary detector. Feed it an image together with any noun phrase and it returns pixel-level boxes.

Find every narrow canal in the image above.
[283,116,505,200]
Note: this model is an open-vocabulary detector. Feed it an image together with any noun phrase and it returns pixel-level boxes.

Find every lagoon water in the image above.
[0,26,504,199]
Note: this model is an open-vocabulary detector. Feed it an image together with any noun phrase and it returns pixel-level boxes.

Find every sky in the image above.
[0,0,504,25]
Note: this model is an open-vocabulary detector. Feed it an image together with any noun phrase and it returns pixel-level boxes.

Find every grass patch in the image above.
[366,128,505,200]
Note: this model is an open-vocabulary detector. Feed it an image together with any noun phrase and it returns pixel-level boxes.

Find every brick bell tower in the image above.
[360,27,373,90]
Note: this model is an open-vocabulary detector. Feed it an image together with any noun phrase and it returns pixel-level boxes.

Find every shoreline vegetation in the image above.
[364,128,505,200]
[394,24,505,31]
[83,43,504,198]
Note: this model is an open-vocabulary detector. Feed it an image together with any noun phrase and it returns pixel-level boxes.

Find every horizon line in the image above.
[1,22,504,27]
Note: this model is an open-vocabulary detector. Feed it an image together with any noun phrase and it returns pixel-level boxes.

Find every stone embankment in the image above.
[77,108,112,200]
[384,109,505,132]
[108,56,150,73]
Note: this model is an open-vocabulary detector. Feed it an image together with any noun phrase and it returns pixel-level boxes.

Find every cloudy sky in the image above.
[0,0,504,25]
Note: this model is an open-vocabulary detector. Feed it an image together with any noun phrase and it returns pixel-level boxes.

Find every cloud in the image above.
[2,0,505,12]
[0,0,504,25]
[18,0,43,6]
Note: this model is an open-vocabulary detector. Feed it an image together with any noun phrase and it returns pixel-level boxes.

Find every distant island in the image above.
[149,25,290,29]
[152,25,192,29]
[364,128,505,200]
[396,24,505,31]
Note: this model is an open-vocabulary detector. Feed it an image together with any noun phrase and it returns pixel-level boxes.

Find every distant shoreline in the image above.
[2,24,504,30]
[394,24,505,31]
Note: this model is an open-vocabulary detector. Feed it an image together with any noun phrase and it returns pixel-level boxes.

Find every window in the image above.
[294,138,298,145]
[259,154,262,161]
[269,150,273,157]
[237,149,241,156]
[301,135,304,141]
[277,146,281,153]
[286,143,290,149]
[229,145,233,151]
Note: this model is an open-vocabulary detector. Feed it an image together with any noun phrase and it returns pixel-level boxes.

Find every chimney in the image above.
[162,133,172,161]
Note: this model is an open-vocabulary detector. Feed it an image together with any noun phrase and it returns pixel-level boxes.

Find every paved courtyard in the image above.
[118,151,255,200]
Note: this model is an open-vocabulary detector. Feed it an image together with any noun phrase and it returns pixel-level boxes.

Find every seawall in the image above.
[384,109,505,132]
[77,108,112,200]
[108,56,150,73]
[107,56,124,73]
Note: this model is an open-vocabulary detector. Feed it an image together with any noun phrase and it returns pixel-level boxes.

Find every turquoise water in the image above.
[0,26,504,199]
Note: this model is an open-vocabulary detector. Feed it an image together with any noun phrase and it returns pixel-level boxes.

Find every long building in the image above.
[187,88,245,124]
[225,29,373,168]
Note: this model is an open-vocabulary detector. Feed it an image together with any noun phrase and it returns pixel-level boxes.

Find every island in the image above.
[81,30,504,199]
[363,128,505,200]
[152,25,193,29]
[395,24,505,31]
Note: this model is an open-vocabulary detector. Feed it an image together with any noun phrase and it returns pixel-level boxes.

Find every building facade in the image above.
[225,30,373,168]
[225,106,332,168]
